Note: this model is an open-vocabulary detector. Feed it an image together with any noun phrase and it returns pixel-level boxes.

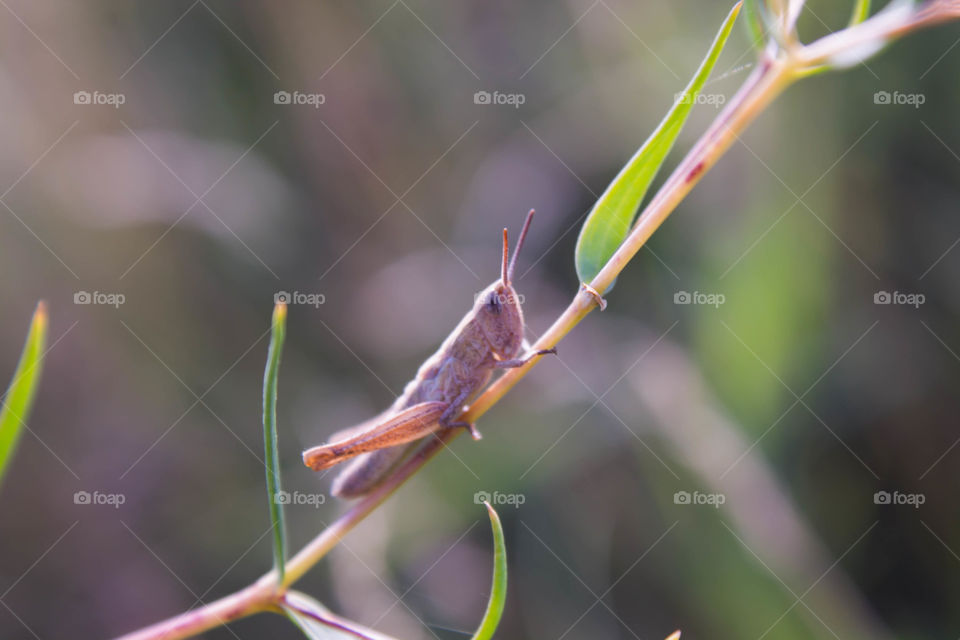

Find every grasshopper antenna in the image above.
[506,209,535,284]
[501,228,510,285]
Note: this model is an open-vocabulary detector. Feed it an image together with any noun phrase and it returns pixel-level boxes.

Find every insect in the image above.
[303,209,556,498]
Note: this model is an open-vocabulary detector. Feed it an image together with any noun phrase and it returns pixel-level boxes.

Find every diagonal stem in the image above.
[114,3,960,637]
[115,50,796,640]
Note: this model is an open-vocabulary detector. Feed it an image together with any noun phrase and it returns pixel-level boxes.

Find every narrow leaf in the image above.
[574,2,741,288]
[849,0,872,25]
[0,302,48,486]
[263,302,288,581]
[743,0,766,47]
[470,502,508,640]
[283,591,400,640]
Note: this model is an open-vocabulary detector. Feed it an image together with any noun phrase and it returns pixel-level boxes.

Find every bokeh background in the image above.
[0,1,958,638]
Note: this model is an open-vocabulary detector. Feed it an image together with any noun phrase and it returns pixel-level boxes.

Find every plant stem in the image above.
[798,0,960,67]
[264,302,288,582]
[278,430,457,587]
[116,52,795,640]
[465,56,794,422]
[114,581,278,640]
[114,433,458,640]
[115,4,960,636]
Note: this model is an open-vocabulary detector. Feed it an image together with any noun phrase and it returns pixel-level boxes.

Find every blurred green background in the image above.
[0,1,958,638]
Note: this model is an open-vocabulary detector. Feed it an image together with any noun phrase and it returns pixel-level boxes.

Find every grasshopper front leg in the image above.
[302,401,448,471]
[493,347,557,369]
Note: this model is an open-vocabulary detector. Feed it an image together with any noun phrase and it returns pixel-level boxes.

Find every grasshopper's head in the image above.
[475,210,535,359]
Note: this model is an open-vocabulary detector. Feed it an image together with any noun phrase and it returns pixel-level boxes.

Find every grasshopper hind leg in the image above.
[331,447,409,498]
[328,396,474,498]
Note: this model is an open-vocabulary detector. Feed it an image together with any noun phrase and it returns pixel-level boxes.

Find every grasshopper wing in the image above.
[302,401,447,471]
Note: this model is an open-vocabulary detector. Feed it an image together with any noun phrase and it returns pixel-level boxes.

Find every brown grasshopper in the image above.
[303,209,555,498]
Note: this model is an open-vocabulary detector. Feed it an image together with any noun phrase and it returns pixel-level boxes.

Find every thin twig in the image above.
[115,4,960,638]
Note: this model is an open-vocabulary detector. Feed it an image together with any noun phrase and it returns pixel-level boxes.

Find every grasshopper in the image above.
[303,210,555,498]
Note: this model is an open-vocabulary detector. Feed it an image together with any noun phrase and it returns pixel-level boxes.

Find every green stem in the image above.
[263,303,288,582]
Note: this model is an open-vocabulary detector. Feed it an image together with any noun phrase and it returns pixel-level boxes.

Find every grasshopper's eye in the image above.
[487,293,502,314]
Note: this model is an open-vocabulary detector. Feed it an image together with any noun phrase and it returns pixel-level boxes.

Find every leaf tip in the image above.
[273,301,288,323]
[665,631,682,640]
[33,301,48,331]
[470,499,507,640]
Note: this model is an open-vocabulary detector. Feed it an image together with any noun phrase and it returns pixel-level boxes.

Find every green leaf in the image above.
[263,302,288,582]
[743,0,766,48]
[574,2,741,288]
[0,302,48,487]
[470,502,507,640]
[283,590,400,640]
[849,0,871,26]
[282,504,507,640]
